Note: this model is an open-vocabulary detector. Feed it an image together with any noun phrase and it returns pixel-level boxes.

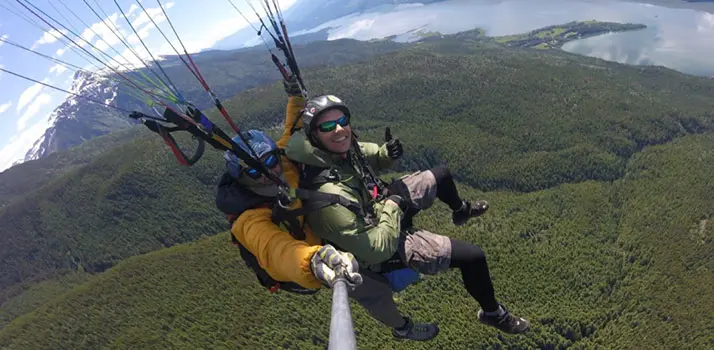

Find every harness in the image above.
[218,170,365,295]
[272,186,364,239]
[299,166,379,225]
[298,163,410,275]
[349,134,389,202]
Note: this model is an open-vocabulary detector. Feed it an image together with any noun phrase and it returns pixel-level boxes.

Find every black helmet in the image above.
[302,94,351,137]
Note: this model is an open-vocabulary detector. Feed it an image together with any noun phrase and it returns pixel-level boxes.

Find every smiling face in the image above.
[312,108,352,154]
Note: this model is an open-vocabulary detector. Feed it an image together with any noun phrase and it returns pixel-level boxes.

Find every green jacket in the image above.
[285,131,402,266]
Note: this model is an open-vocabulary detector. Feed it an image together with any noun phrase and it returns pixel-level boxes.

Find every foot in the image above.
[452,200,489,226]
[477,303,530,334]
[392,317,439,341]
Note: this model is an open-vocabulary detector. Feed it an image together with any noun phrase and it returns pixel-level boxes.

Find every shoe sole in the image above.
[477,311,530,334]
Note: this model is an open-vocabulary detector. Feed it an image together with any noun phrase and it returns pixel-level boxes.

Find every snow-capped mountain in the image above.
[22,70,140,163]
[15,0,434,167]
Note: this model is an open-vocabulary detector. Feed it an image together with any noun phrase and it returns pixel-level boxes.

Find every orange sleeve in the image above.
[232,206,322,289]
[232,95,323,289]
[277,96,306,149]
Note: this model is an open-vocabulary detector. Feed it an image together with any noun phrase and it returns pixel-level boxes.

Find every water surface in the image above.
[295,0,714,77]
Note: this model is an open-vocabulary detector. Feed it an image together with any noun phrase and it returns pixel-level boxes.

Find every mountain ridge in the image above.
[1,24,713,348]
[12,38,406,169]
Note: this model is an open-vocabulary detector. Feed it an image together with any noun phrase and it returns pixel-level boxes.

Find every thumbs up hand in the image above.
[384,127,403,159]
[385,127,393,142]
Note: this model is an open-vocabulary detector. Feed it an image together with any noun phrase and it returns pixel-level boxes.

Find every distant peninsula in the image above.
[412,20,648,50]
[493,21,648,49]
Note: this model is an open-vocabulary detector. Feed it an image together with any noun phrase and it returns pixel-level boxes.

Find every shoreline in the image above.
[624,0,714,13]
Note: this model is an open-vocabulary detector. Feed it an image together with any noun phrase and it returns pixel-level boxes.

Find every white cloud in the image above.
[125,2,174,47]
[95,38,112,52]
[131,6,165,29]
[78,26,97,47]
[32,29,68,49]
[75,10,159,70]
[109,49,134,71]
[127,4,139,17]
[0,117,52,173]
[76,13,123,51]
[0,34,7,47]
[175,17,249,54]
[92,13,123,49]
[0,101,11,114]
[56,46,69,57]
[697,13,714,33]
[128,23,158,46]
[16,94,53,131]
[16,82,46,113]
[49,64,68,76]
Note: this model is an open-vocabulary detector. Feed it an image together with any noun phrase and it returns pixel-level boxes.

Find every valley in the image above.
[1,20,713,349]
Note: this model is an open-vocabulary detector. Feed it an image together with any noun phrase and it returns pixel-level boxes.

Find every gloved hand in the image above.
[128,111,144,119]
[384,127,403,159]
[386,194,408,213]
[283,74,303,97]
[310,245,363,289]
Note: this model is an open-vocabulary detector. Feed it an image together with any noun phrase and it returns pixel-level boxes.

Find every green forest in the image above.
[494,20,647,49]
[0,23,713,349]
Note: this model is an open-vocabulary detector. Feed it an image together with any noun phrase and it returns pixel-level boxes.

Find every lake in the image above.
[294,0,714,78]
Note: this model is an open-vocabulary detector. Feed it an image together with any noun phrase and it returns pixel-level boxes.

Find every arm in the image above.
[277,95,306,149]
[233,207,322,289]
[308,183,403,266]
[358,141,395,172]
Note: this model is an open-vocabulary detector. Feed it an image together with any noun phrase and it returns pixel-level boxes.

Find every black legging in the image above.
[430,165,465,211]
[449,238,499,312]
[398,166,465,228]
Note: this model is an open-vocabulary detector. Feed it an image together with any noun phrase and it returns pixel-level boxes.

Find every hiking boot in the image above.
[392,316,439,341]
[477,303,530,334]
[452,200,489,226]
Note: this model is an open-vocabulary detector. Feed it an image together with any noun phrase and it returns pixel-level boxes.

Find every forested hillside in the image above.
[0,26,712,349]
[1,132,712,348]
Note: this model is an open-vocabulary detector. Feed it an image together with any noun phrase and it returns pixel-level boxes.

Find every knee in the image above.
[429,165,452,182]
[450,238,487,266]
[464,243,487,265]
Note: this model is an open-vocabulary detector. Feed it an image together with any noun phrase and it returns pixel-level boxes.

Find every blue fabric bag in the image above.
[383,268,420,292]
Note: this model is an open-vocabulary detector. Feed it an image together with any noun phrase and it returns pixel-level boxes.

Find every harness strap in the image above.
[279,213,306,240]
[350,133,388,196]
[300,166,379,225]
[271,189,364,240]
[295,188,363,216]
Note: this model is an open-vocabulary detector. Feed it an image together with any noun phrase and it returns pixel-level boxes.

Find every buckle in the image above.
[276,190,292,209]
[326,168,340,181]
[367,183,378,199]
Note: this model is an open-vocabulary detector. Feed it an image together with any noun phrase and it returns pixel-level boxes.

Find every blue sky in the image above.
[0,0,297,171]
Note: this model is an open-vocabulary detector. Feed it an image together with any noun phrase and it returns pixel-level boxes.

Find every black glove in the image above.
[128,111,143,119]
[283,74,303,97]
[384,127,403,159]
[387,194,408,212]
